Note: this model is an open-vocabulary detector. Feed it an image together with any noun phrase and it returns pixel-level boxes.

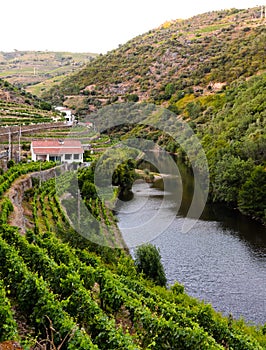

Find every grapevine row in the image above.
[0,280,19,342]
[21,179,264,349]
[0,161,55,198]
[0,232,98,349]
[1,226,140,350]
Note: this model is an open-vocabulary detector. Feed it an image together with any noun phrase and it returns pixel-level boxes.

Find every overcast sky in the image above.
[1,1,264,53]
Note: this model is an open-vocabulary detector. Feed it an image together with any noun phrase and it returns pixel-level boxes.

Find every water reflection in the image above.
[117,180,266,325]
[203,203,266,257]
[166,161,266,257]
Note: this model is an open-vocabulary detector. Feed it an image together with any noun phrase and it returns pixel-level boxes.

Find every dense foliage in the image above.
[135,243,167,287]
[196,75,266,223]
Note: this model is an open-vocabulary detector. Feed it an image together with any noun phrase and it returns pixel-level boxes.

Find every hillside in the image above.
[42,7,265,111]
[0,51,98,96]
[0,78,72,165]
[0,78,42,106]
[0,78,64,126]
[41,7,266,223]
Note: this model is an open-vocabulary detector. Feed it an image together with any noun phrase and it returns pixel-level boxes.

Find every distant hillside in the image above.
[0,50,98,96]
[0,78,49,107]
[0,78,64,128]
[42,7,265,113]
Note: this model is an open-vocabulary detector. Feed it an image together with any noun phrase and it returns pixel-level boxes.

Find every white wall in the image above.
[31,148,83,163]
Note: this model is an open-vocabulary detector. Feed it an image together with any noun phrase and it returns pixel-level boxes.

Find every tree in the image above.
[134,243,167,287]
[186,101,202,119]
[112,159,136,199]
[36,101,52,111]
[238,166,266,223]
[164,83,176,100]
[125,94,139,102]
[211,155,254,204]
[7,160,15,169]
[81,180,98,200]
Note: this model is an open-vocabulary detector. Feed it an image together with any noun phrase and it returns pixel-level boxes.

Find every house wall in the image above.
[32,153,83,163]
[48,153,83,163]
[61,153,83,163]
[36,155,48,161]
[30,144,36,161]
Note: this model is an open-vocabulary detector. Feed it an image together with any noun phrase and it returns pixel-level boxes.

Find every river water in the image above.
[117,175,266,325]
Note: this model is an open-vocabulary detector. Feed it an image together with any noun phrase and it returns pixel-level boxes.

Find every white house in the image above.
[54,106,75,125]
[31,139,84,163]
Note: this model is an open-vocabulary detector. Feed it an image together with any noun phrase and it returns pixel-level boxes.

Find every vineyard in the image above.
[0,162,265,349]
[0,101,62,127]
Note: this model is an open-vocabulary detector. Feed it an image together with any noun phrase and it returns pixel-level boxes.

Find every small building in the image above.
[54,106,75,125]
[85,122,93,128]
[31,139,84,163]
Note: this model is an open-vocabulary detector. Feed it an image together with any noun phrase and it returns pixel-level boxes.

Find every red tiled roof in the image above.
[32,140,82,147]
[34,147,83,155]
[32,140,83,155]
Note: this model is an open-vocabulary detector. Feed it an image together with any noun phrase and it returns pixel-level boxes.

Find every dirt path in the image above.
[5,167,58,233]
[6,175,32,233]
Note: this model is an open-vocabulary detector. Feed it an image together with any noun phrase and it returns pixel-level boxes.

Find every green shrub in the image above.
[135,243,167,287]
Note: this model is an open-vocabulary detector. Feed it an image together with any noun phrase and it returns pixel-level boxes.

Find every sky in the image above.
[1,0,264,54]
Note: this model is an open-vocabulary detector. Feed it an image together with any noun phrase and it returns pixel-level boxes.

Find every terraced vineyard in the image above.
[0,100,62,126]
[0,161,265,349]
[0,51,98,96]
[0,161,55,198]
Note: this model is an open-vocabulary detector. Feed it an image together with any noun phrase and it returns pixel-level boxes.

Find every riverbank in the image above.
[117,180,266,325]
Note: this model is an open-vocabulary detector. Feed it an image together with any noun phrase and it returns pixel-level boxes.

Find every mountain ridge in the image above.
[41,7,265,113]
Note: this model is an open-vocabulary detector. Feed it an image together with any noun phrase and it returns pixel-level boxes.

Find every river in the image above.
[116,167,266,325]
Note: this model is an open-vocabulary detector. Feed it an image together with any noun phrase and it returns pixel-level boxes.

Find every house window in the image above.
[73,154,80,160]
[50,156,61,162]
[65,154,72,160]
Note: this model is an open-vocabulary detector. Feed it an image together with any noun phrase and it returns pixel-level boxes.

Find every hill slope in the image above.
[41,7,266,223]
[42,7,265,110]
[0,50,98,96]
[0,78,64,127]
